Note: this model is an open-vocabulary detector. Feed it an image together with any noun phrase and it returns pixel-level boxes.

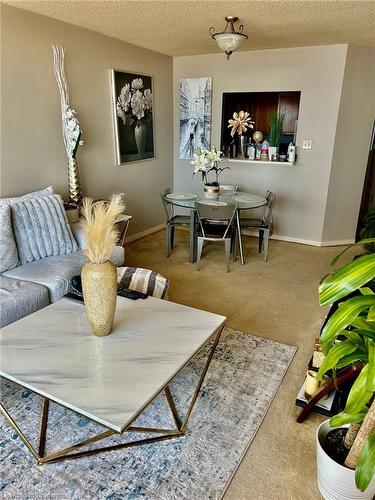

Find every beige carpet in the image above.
[125,229,347,500]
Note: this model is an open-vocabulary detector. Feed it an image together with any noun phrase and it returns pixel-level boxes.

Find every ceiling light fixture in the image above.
[209,16,248,60]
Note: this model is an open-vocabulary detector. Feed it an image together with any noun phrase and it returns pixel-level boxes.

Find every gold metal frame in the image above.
[0,325,224,465]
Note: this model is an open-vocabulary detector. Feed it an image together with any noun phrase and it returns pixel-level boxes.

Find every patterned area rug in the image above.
[0,329,296,500]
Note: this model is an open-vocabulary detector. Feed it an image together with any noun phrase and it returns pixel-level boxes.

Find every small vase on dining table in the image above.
[204,184,220,199]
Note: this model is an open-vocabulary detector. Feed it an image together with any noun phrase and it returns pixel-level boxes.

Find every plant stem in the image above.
[345,399,375,468]
[344,422,363,449]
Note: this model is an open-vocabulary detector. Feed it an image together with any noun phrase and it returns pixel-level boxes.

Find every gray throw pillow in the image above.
[0,205,19,272]
[11,194,78,264]
[0,185,54,208]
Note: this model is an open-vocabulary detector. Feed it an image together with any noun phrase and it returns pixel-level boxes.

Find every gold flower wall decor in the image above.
[228,111,255,136]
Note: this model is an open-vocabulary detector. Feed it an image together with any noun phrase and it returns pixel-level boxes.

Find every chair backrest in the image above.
[196,202,237,239]
[220,184,239,192]
[160,187,172,221]
[263,191,276,226]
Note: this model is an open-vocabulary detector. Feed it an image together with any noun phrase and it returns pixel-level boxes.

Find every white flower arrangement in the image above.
[64,106,83,159]
[191,146,229,185]
[117,78,153,125]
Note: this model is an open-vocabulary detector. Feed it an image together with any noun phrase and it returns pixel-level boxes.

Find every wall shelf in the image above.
[226,158,295,167]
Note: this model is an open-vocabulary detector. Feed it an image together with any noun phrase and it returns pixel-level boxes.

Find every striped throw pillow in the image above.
[11,194,78,264]
[117,267,169,299]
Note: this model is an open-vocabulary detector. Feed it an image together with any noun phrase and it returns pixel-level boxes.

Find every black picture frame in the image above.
[111,69,155,165]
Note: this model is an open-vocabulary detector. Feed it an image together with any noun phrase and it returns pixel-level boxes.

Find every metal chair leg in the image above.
[171,226,175,249]
[224,238,231,272]
[263,229,270,262]
[196,237,204,271]
[258,229,264,254]
[166,224,172,257]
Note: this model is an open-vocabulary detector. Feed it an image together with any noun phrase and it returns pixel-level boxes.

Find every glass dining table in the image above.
[163,190,267,265]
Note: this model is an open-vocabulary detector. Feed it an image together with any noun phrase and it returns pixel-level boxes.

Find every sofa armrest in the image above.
[69,221,124,267]
[70,221,86,249]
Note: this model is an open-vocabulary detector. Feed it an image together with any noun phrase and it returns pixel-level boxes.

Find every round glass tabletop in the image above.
[164,191,266,210]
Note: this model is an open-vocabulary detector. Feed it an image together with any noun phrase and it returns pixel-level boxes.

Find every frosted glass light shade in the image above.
[214,33,246,53]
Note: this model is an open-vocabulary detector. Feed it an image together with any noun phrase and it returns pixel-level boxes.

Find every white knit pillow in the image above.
[11,194,78,264]
[0,205,19,272]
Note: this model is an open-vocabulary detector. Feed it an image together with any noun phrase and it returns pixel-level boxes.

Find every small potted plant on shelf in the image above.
[191,146,229,199]
[268,112,284,161]
[315,238,375,499]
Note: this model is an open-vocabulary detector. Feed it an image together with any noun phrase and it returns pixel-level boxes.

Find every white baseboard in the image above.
[125,224,165,243]
[319,239,355,247]
[126,224,354,248]
[242,229,355,247]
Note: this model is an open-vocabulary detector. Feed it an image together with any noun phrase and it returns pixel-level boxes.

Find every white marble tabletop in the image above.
[0,297,226,432]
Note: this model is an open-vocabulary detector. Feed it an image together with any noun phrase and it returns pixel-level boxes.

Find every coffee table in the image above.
[0,297,226,465]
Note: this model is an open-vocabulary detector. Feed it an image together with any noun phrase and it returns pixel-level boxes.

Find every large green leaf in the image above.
[352,329,375,343]
[367,340,375,391]
[352,318,375,332]
[316,341,358,380]
[330,409,368,427]
[336,352,368,369]
[368,305,375,322]
[319,253,375,306]
[331,238,375,266]
[355,430,375,492]
[320,296,375,353]
[343,365,373,414]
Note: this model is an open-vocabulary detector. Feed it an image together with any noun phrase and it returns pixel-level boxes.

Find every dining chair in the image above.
[238,190,276,262]
[160,188,191,256]
[195,202,238,272]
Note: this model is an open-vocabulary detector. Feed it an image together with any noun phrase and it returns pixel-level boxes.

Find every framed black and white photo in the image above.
[111,69,154,165]
[179,77,212,159]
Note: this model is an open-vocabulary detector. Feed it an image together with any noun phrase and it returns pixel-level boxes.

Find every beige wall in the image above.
[173,45,349,244]
[323,45,375,242]
[1,4,173,236]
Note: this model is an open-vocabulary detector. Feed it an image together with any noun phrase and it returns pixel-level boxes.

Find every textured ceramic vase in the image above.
[81,261,117,337]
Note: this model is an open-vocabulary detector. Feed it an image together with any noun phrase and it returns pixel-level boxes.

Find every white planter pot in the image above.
[268,146,278,160]
[317,420,375,500]
[204,185,219,199]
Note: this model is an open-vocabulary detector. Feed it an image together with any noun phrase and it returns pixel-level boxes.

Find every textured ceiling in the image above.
[3,0,375,56]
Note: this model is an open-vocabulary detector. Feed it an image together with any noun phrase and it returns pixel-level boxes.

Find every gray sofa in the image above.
[0,192,125,327]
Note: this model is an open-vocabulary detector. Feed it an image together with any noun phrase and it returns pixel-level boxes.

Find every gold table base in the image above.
[0,325,224,465]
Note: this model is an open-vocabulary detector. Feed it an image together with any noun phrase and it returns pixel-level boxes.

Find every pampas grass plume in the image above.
[81,194,125,263]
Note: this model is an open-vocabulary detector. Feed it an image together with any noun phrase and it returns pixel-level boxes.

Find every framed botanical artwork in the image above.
[111,69,155,165]
[179,77,212,159]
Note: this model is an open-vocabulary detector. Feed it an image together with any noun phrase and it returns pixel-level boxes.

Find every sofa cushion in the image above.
[11,194,78,264]
[2,250,87,303]
[0,205,19,273]
[0,276,49,328]
[0,186,54,208]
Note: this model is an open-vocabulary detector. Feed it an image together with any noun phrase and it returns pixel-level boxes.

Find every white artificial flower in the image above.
[131,90,145,120]
[190,150,208,173]
[116,84,131,124]
[144,88,152,111]
[206,146,223,167]
[64,106,83,157]
[131,78,144,91]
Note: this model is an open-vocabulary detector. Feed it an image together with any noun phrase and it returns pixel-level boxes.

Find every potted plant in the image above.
[191,146,229,198]
[80,194,125,336]
[268,112,284,160]
[315,239,375,499]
